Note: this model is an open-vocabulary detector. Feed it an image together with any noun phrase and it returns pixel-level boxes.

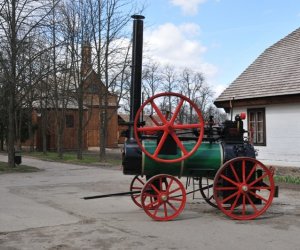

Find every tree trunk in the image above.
[77,80,83,160]
[7,0,17,167]
[8,93,15,167]
[42,109,48,154]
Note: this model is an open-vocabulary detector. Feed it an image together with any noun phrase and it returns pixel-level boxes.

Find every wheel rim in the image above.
[141,174,186,221]
[213,157,275,220]
[130,175,146,208]
[134,92,204,163]
[199,176,218,208]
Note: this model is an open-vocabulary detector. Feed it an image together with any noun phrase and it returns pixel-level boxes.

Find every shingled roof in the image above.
[215,27,300,105]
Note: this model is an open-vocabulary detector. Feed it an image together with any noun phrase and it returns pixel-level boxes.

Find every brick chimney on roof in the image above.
[81,42,92,76]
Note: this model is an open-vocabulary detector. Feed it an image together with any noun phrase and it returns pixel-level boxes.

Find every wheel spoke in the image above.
[159,177,163,192]
[170,132,188,155]
[150,101,168,124]
[163,202,168,217]
[153,205,160,217]
[143,193,157,199]
[220,190,239,204]
[167,201,178,212]
[153,131,168,157]
[242,194,246,215]
[167,179,173,193]
[150,183,161,195]
[149,115,160,126]
[249,190,269,203]
[137,125,164,132]
[230,163,240,183]
[169,197,183,202]
[170,99,184,124]
[173,123,203,130]
[245,193,258,212]
[220,174,239,187]
[230,192,241,213]
[136,177,145,185]
[245,164,257,182]
[248,172,269,187]
[145,200,159,210]
[168,186,181,195]
[214,186,238,191]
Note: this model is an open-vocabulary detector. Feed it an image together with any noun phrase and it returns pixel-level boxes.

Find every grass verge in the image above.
[23,151,122,166]
[274,175,300,185]
[0,161,40,174]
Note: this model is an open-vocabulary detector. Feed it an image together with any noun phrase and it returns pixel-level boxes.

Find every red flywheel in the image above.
[134,92,204,163]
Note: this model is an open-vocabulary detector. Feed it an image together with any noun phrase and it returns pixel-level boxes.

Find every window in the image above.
[66,115,74,128]
[87,83,100,94]
[247,108,266,146]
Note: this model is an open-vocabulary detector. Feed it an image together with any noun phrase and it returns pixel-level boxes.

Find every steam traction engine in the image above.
[121,15,276,221]
[86,15,277,221]
[122,92,276,221]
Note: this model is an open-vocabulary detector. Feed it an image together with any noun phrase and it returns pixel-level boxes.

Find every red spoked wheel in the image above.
[213,157,275,220]
[130,175,146,208]
[134,92,204,163]
[141,174,186,221]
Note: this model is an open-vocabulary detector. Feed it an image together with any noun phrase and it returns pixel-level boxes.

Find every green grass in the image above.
[0,161,40,174]
[274,175,300,185]
[23,151,122,166]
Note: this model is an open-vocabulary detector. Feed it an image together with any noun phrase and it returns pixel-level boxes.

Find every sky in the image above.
[141,0,300,98]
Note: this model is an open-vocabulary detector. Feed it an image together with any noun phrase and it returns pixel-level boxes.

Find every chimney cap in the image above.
[131,14,145,20]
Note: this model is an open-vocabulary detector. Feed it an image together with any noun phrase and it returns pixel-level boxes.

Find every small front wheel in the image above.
[141,174,186,221]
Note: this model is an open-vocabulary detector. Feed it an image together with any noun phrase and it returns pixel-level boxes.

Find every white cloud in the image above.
[170,0,207,15]
[144,22,217,79]
[214,84,226,98]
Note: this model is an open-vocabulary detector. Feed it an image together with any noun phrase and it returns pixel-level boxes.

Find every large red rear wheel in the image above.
[134,92,204,163]
[213,157,275,220]
[141,174,186,221]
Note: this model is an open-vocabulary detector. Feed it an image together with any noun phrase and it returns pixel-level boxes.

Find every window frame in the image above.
[65,114,74,128]
[247,108,266,146]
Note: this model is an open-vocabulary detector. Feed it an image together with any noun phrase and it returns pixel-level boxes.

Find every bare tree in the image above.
[0,0,59,167]
[160,65,178,115]
[142,61,161,97]
[59,0,91,160]
[91,0,141,160]
[179,68,213,123]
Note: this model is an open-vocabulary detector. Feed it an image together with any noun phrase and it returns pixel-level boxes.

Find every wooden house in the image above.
[27,43,119,151]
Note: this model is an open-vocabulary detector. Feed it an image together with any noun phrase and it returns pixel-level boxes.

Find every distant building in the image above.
[25,43,119,150]
[215,28,300,167]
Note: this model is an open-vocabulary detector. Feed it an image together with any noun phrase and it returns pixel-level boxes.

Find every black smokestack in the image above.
[130,15,145,125]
